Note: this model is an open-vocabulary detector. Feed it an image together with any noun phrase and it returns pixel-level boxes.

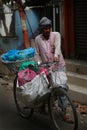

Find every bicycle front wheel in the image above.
[48,87,78,130]
[13,76,34,119]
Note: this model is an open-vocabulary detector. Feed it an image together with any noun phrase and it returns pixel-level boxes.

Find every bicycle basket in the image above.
[0,56,35,73]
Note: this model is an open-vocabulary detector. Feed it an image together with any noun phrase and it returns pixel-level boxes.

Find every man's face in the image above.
[42,26,51,40]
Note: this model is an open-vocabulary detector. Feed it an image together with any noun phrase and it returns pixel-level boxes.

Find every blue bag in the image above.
[1,49,19,61]
[1,47,35,62]
[15,47,35,60]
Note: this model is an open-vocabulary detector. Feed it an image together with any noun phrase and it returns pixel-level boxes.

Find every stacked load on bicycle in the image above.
[15,61,50,107]
[0,47,35,72]
[14,60,68,107]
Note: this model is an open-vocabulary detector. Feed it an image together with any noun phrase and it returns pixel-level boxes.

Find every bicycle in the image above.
[13,61,78,130]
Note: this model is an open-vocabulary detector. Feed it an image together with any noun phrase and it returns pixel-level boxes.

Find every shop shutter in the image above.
[74,0,87,60]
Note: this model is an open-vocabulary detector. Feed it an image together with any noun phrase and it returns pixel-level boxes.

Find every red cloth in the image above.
[38,67,48,76]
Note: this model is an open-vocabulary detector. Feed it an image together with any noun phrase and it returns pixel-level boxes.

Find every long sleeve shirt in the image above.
[35,32,65,69]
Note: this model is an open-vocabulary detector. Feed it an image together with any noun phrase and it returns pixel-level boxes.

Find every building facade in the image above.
[0,0,87,61]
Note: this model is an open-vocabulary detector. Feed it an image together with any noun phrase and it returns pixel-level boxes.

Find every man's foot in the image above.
[62,114,74,124]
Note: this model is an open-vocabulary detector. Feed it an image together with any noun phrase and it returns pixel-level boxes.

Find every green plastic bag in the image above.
[19,61,39,73]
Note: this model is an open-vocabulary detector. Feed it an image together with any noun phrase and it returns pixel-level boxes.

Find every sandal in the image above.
[80,105,87,114]
[62,114,74,124]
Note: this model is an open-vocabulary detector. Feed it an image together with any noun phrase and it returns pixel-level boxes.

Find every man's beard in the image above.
[43,32,50,40]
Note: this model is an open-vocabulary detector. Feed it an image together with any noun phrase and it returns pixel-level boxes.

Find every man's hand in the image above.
[53,56,60,62]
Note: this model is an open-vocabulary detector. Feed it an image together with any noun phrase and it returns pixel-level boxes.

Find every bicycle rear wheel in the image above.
[48,87,78,130]
[13,76,34,119]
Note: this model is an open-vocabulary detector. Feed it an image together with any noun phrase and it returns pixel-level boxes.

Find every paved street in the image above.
[0,77,87,130]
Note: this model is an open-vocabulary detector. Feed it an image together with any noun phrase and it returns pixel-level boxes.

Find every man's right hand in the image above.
[53,56,60,62]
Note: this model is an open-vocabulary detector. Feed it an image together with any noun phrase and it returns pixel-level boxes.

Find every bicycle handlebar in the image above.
[37,61,58,68]
[28,61,58,72]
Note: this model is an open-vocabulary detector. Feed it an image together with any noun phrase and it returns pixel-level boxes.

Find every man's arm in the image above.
[54,32,61,61]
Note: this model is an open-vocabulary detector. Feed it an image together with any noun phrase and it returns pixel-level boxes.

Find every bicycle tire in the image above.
[48,87,78,130]
[13,76,34,119]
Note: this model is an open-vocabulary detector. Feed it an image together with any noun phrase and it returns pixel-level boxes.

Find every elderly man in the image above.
[35,17,72,123]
